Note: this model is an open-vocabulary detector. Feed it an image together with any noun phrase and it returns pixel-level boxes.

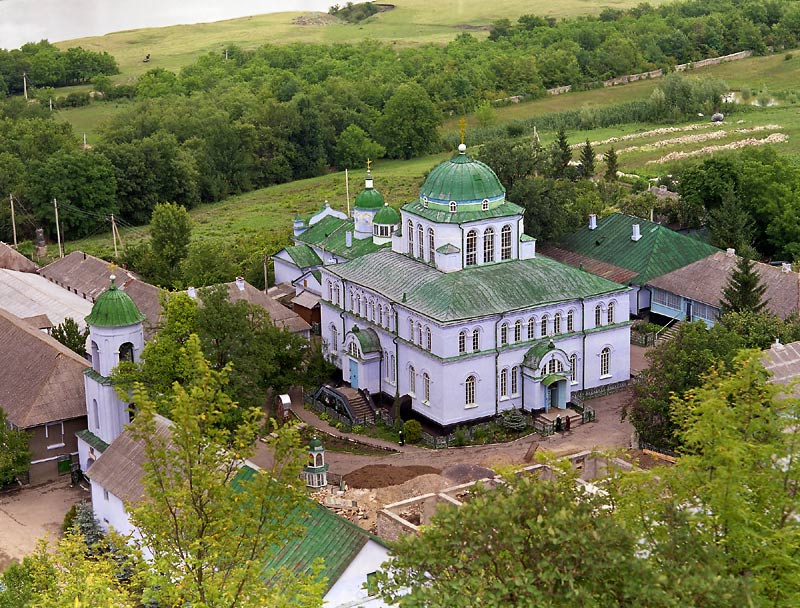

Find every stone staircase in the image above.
[337,386,375,423]
[655,320,682,345]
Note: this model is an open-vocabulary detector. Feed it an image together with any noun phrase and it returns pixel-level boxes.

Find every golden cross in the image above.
[366,158,372,172]
[458,118,467,145]
[106,261,117,273]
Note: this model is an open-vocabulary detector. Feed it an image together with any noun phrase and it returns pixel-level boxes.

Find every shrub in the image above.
[500,408,528,432]
[403,419,423,443]
[351,424,364,434]
[452,426,468,447]
[786,53,793,61]
[61,503,78,533]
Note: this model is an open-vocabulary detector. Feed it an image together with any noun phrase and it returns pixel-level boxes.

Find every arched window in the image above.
[557,360,564,372]
[409,365,416,394]
[554,313,562,334]
[385,306,392,329]
[465,375,476,406]
[119,342,134,363]
[92,399,100,430]
[501,225,512,260]
[514,319,522,342]
[333,284,340,307]
[349,289,354,311]
[327,280,333,301]
[483,228,495,263]
[428,228,435,261]
[595,304,603,327]
[355,294,361,316]
[567,309,574,332]
[409,318,415,343]
[384,350,390,378]
[607,301,615,325]
[417,323,423,346]
[423,372,430,402]
[370,299,376,322]
[472,328,480,352]
[466,230,478,266]
[548,359,557,375]
[459,330,467,354]
[390,354,396,382]
[450,201,457,213]
[426,326,432,351]
[569,353,578,383]
[407,220,414,255]
[423,196,429,208]
[528,317,536,339]
[601,347,611,376]
[500,323,508,346]
[349,341,358,357]
[378,306,384,327]
[541,315,549,337]
[482,199,489,211]
[511,366,519,394]
[417,223,424,259]
[330,325,338,352]
[500,368,508,397]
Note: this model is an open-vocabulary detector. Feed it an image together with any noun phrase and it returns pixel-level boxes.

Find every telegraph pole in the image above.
[345,168,350,217]
[110,214,119,258]
[22,72,27,100]
[53,198,63,258]
[9,194,17,247]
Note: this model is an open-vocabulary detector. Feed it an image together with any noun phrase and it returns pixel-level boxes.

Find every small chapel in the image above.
[319,145,632,428]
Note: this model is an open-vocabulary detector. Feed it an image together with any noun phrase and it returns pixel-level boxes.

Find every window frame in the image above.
[465,375,477,407]
[466,230,478,266]
[501,225,512,260]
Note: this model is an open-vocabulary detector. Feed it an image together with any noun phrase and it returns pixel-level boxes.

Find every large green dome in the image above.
[354,187,385,209]
[420,146,505,205]
[85,276,146,327]
[374,204,400,225]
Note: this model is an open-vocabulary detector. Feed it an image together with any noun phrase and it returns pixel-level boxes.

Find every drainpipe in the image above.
[460,225,466,269]
[581,297,587,394]
[494,314,506,416]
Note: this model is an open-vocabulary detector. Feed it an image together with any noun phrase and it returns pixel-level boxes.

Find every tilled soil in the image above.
[344,464,441,489]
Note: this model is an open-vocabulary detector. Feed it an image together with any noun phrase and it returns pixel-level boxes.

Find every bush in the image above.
[786,53,794,61]
[452,426,468,447]
[403,419,423,443]
[62,92,91,107]
[500,408,528,432]
[61,503,78,533]
[351,424,364,434]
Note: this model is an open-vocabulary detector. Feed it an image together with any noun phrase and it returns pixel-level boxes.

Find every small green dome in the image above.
[373,204,400,225]
[85,276,146,327]
[355,187,385,209]
[420,146,505,205]
[308,437,324,450]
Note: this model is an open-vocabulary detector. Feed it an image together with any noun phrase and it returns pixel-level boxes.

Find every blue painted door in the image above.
[349,359,359,389]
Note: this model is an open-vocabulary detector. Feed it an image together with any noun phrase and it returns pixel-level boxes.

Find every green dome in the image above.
[373,204,400,225]
[354,187,385,209]
[420,147,505,205]
[308,437,324,450]
[85,276,146,327]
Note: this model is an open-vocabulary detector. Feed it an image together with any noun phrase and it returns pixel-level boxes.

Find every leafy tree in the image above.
[181,238,242,288]
[477,138,535,191]
[577,138,595,179]
[51,317,89,357]
[626,321,742,449]
[375,83,441,159]
[128,336,325,608]
[149,202,192,288]
[0,407,30,486]
[474,102,497,128]
[334,123,385,170]
[603,146,618,181]
[719,309,800,350]
[513,176,602,241]
[488,18,513,41]
[721,253,768,314]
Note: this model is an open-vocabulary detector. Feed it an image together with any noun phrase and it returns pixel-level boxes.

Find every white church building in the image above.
[320,145,632,427]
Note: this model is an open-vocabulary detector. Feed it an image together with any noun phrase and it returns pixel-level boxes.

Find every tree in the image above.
[128,336,325,608]
[603,146,618,181]
[721,253,768,314]
[334,124,385,170]
[577,138,595,179]
[546,127,572,179]
[375,83,441,159]
[474,102,497,128]
[708,188,754,252]
[51,317,89,357]
[0,407,30,486]
[626,321,742,449]
[148,202,192,288]
[476,138,535,191]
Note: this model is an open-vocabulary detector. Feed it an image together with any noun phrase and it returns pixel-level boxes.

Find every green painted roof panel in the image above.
[556,213,719,285]
[328,249,626,323]
[404,199,524,224]
[296,215,386,260]
[75,429,109,453]
[85,278,146,327]
[285,245,322,270]
[421,152,506,203]
[354,187,385,209]
[373,205,401,225]
[354,327,381,353]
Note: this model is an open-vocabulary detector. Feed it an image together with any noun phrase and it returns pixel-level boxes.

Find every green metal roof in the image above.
[542,373,567,386]
[84,368,112,386]
[421,150,506,204]
[75,429,109,453]
[556,213,719,285]
[437,243,461,254]
[232,466,385,594]
[296,215,386,260]
[285,245,322,270]
[523,341,557,369]
[353,326,381,354]
[85,277,146,327]
[373,205,401,225]
[354,187,385,210]
[404,199,524,224]
[327,249,627,323]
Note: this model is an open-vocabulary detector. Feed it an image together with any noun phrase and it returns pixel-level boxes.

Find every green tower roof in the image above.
[420,145,505,204]
[85,276,146,327]
[373,204,400,225]
[354,170,385,209]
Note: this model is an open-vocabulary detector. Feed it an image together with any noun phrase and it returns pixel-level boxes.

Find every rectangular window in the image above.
[652,288,681,310]
[103,489,110,501]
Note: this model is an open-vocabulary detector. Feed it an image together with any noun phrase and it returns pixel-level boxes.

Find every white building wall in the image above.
[273,254,304,287]
[89,323,144,377]
[84,376,130,446]
[91,482,134,536]
[323,540,391,608]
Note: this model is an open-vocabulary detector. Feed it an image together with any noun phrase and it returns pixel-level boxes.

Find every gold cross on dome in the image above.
[366,158,372,172]
[458,118,467,145]
[106,261,117,273]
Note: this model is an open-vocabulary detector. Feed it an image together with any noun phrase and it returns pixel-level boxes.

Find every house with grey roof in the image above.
[319,146,632,428]
[648,249,800,325]
[547,213,719,316]
[0,308,88,484]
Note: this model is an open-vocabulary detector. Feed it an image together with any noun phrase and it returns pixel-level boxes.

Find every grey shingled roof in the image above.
[327,249,627,323]
[0,308,88,428]
[649,251,800,319]
[0,242,38,272]
[763,340,800,398]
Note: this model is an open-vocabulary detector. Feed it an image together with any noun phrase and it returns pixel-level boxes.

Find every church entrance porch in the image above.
[542,375,569,412]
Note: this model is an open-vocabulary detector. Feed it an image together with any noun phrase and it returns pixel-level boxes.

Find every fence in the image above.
[638,440,678,460]
[305,395,375,428]
[631,331,656,347]
[573,379,630,401]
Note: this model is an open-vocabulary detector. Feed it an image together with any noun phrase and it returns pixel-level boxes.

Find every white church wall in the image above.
[273,254,304,287]
[91,482,135,536]
[89,324,144,377]
[323,540,391,608]
[84,376,129,446]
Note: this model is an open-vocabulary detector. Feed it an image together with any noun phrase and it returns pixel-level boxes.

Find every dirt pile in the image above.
[344,464,441,489]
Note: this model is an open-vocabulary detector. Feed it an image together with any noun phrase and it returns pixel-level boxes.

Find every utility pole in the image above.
[22,72,27,100]
[9,194,17,248]
[345,168,350,217]
[53,198,63,258]
[263,252,268,292]
[110,214,119,258]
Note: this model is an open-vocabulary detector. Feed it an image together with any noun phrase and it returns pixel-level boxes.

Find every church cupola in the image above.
[372,203,400,245]
[353,161,385,240]
[303,437,329,488]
